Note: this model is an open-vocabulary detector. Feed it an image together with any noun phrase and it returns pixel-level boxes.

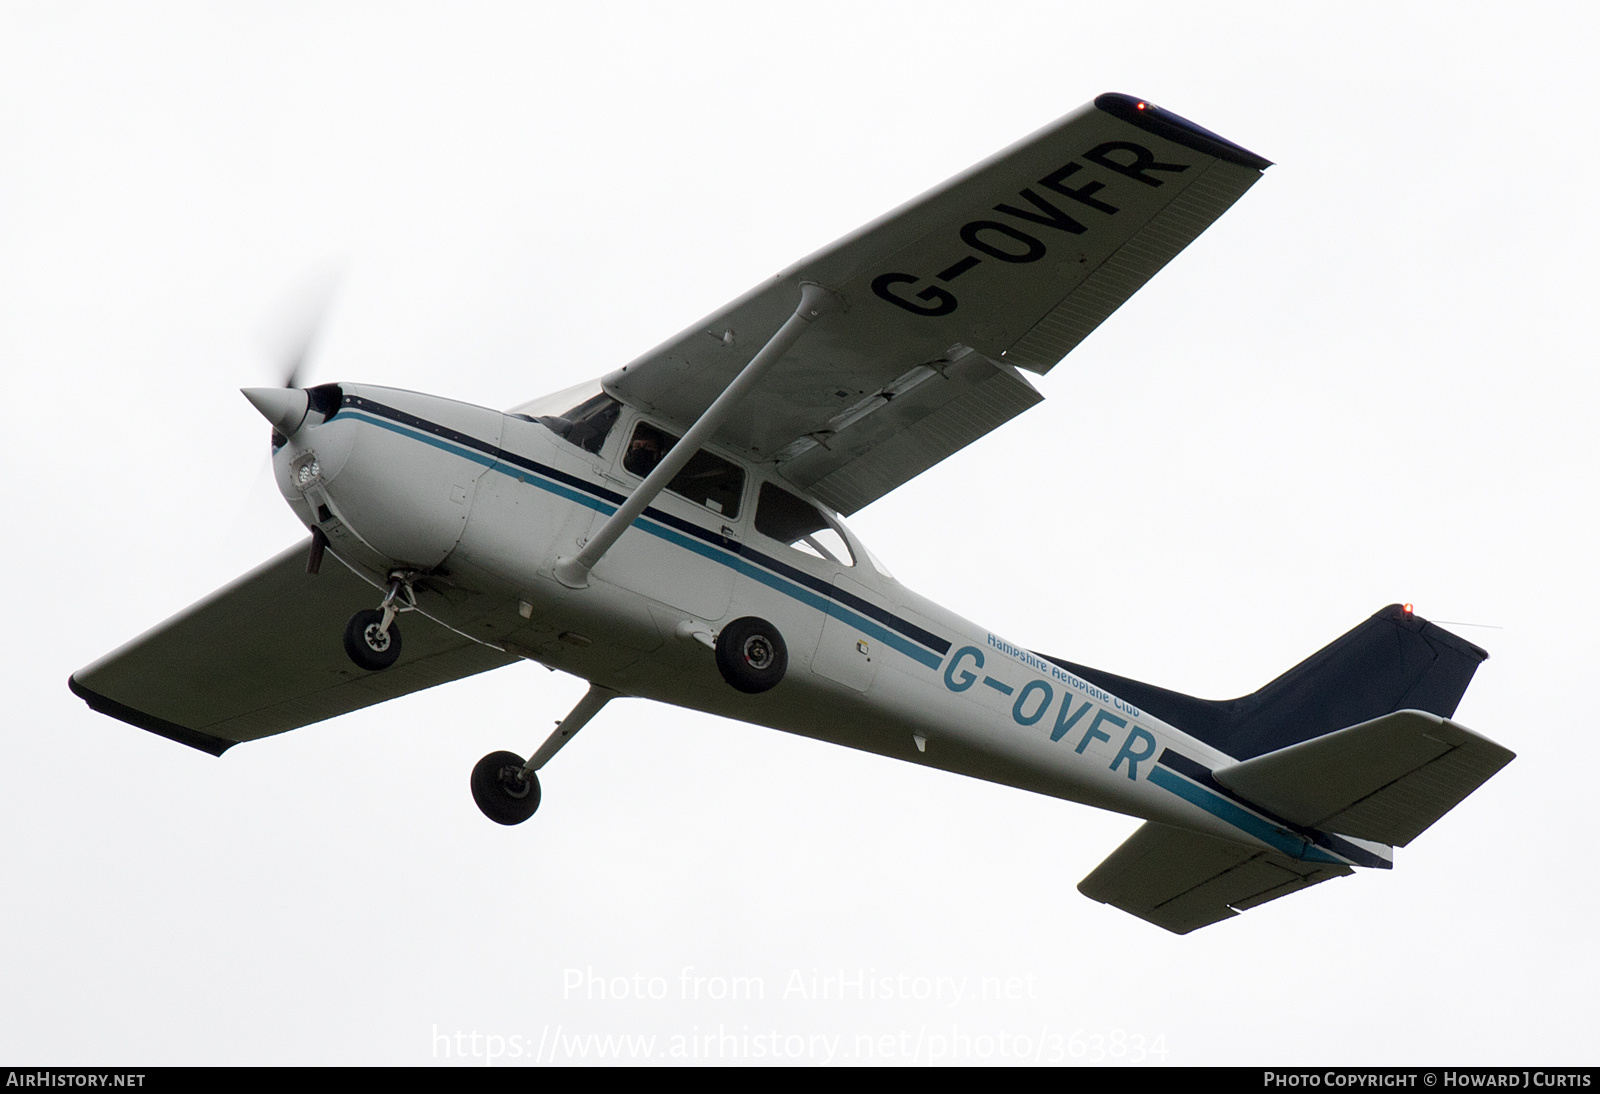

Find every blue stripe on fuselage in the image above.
[1146,764,1348,865]
[1153,749,1388,868]
[337,406,945,670]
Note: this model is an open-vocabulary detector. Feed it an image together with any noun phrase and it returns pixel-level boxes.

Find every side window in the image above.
[623,421,745,518]
[527,392,622,455]
[754,482,854,566]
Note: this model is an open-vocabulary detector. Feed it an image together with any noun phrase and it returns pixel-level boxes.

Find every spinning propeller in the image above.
[243,268,342,440]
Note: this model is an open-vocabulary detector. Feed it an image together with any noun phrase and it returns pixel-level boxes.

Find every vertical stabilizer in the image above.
[1039,605,1488,760]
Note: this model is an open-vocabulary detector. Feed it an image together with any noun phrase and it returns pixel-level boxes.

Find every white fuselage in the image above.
[274,382,1386,870]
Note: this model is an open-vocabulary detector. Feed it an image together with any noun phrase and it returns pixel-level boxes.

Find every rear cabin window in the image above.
[754,482,853,566]
[623,421,745,518]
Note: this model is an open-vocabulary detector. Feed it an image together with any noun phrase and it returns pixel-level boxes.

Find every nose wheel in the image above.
[343,609,402,670]
[342,571,419,671]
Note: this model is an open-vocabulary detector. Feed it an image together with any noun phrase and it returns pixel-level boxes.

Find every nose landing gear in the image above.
[343,609,401,670]
[342,571,419,671]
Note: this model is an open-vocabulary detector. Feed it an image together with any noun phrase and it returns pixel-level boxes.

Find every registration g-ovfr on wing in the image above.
[70,94,1513,935]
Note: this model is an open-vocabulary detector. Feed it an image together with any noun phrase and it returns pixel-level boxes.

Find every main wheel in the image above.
[714,616,788,694]
[343,609,401,671]
[471,751,541,825]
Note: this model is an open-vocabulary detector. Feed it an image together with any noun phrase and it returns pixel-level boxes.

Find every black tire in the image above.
[471,751,541,825]
[343,609,401,671]
[714,616,787,694]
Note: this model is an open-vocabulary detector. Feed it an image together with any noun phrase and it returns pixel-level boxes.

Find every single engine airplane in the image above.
[70,94,1513,934]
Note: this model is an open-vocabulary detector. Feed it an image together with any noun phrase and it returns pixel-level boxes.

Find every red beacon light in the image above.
[1403,603,1414,615]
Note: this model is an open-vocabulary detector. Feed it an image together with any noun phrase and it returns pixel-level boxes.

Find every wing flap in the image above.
[1078,822,1352,935]
[1212,710,1516,846]
[71,539,519,753]
[776,348,1043,515]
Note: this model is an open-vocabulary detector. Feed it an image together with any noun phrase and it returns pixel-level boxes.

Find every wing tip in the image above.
[1095,92,1274,171]
[67,673,236,757]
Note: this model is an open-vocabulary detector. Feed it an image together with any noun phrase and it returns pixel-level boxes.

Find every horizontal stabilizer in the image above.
[1078,822,1352,934]
[1212,710,1515,847]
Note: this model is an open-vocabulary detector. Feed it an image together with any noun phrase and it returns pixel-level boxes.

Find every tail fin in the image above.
[1038,604,1488,761]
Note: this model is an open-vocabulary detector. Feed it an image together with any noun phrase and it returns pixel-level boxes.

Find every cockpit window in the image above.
[755,482,854,566]
[623,421,745,518]
[306,383,344,422]
[529,392,622,455]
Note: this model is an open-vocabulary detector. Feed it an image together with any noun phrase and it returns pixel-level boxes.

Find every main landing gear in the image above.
[471,751,542,825]
[470,684,617,825]
[714,616,787,694]
[468,617,788,824]
[342,572,418,671]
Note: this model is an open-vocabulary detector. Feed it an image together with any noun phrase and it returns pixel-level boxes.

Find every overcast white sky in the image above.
[3,2,1595,1066]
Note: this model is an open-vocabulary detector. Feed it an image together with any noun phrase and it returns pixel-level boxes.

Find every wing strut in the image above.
[553,281,843,588]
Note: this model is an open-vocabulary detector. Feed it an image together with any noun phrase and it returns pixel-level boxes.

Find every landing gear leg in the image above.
[470,684,617,825]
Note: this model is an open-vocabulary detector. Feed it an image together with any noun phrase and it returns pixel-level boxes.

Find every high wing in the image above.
[69,540,518,755]
[604,93,1271,514]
